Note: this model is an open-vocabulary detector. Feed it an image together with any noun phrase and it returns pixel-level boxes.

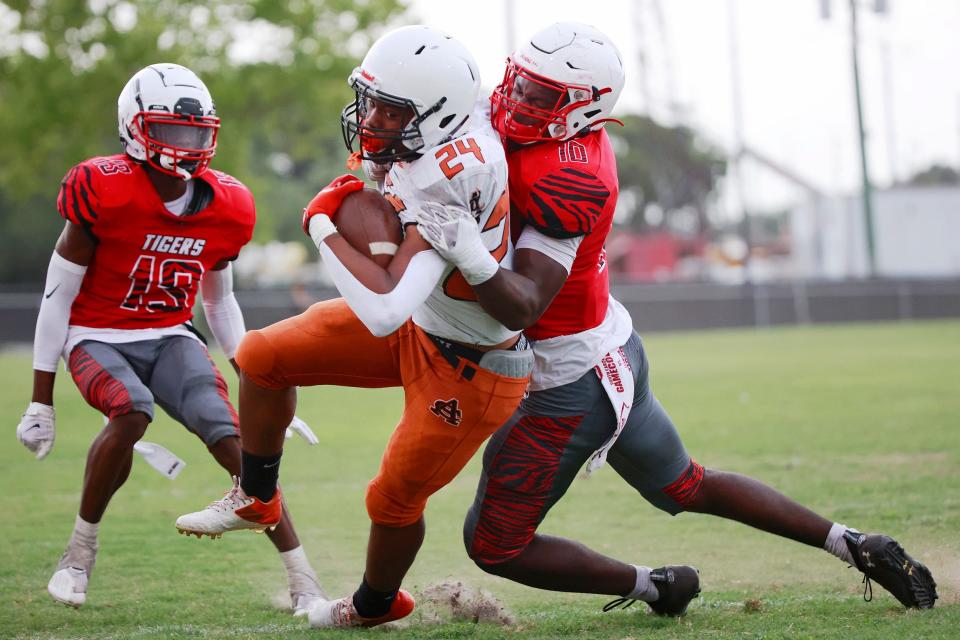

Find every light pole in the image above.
[849,0,877,276]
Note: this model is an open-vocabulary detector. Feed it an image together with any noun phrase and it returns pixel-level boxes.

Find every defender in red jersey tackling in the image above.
[15,64,324,612]
[416,23,936,613]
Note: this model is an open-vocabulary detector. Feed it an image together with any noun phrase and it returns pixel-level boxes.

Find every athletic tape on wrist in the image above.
[308,214,337,249]
[461,251,500,285]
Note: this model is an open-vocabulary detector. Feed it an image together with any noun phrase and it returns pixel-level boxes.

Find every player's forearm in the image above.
[471,268,551,331]
[322,232,427,294]
[322,235,401,294]
[31,370,56,406]
[318,242,445,337]
[200,264,246,359]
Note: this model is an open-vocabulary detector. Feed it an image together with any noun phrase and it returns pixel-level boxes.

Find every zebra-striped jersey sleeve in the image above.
[522,167,610,239]
[57,163,100,232]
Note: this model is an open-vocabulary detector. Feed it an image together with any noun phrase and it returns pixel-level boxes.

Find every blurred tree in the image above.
[609,114,726,235]
[904,163,959,187]
[0,0,406,283]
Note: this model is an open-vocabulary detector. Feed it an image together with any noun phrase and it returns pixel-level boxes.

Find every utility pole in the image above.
[849,0,877,276]
[727,0,752,280]
[504,0,516,55]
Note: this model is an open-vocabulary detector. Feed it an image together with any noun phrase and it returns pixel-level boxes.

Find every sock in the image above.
[626,565,659,602]
[280,546,322,594]
[240,450,282,502]
[352,576,398,618]
[824,522,858,565]
[62,515,99,572]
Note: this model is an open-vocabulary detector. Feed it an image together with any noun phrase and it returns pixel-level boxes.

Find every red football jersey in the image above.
[507,129,619,340]
[57,155,255,329]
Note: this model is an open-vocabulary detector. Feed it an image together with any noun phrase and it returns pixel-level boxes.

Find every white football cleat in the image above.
[308,590,415,628]
[175,477,282,538]
[48,567,88,608]
[292,592,327,617]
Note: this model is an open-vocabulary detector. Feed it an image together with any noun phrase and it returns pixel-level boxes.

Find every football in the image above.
[335,187,403,268]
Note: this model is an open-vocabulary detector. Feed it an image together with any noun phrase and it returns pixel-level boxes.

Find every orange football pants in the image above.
[236,298,530,527]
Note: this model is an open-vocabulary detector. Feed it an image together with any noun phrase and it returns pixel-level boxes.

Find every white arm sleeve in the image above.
[33,252,87,372]
[516,226,584,274]
[318,243,446,337]
[201,263,246,359]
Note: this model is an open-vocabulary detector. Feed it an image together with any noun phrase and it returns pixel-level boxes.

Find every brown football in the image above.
[334,187,403,268]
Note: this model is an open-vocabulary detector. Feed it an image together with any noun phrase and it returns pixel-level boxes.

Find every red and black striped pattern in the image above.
[468,413,583,564]
[524,168,610,239]
[68,346,134,419]
[57,164,100,232]
[661,459,704,508]
[205,351,240,432]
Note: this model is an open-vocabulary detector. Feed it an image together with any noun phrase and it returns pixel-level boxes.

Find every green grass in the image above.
[1,320,958,639]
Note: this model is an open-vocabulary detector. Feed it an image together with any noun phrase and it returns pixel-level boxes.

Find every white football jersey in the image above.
[383,113,517,346]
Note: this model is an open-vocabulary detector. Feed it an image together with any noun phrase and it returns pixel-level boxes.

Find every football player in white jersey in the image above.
[175,26,534,628]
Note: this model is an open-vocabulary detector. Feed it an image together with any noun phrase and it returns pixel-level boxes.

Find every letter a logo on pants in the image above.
[430,398,462,426]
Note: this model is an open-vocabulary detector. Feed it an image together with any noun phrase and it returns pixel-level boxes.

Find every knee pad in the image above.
[661,459,705,510]
[364,477,426,528]
[234,330,283,389]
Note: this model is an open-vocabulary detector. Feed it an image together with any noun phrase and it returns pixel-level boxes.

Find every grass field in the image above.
[1,320,958,639]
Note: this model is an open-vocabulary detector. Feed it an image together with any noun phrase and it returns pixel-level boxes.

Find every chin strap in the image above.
[157,150,195,181]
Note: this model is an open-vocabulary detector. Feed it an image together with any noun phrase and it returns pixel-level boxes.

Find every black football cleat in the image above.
[603,565,700,617]
[843,530,938,609]
[648,565,701,616]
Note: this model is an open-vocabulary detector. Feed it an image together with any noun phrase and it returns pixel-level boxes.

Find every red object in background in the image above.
[606,231,708,282]
[607,232,678,281]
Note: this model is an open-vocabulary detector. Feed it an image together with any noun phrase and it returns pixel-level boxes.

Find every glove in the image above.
[285,415,319,445]
[16,402,56,460]
[415,202,500,285]
[301,174,365,235]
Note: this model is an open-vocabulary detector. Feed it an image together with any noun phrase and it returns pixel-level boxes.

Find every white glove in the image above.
[285,415,319,445]
[17,402,56,460]
[362,159,392,185]
[415,202,500,285]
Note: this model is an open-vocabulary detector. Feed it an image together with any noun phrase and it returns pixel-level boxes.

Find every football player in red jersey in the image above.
[416,23,937,613]
[14,63,325,613]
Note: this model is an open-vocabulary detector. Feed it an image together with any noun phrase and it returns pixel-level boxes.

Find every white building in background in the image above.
[791,187,960,279]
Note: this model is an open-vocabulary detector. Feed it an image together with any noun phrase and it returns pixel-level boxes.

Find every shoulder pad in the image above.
[203,170,256,233]
[57,156,140,230]
[522,167,611,239]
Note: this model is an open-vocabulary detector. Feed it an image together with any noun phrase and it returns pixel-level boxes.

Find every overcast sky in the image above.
[410,0,960,211]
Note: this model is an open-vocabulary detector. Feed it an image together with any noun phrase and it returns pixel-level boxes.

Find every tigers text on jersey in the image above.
[57,155,255,330]
[507,129,619,341]
[383,117,517,346]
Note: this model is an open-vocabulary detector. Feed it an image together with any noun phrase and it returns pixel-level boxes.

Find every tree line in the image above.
[0,0,727,285]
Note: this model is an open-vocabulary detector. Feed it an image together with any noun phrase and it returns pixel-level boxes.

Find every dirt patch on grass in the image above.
[923,547,960,606]
[411,580,515,626]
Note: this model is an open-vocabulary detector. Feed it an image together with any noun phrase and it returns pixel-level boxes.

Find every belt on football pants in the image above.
[426,332,530,381]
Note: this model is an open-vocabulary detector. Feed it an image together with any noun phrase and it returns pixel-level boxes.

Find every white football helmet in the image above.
[117,63,219,180]
[340,25,481,162]
[491,22,625,143]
